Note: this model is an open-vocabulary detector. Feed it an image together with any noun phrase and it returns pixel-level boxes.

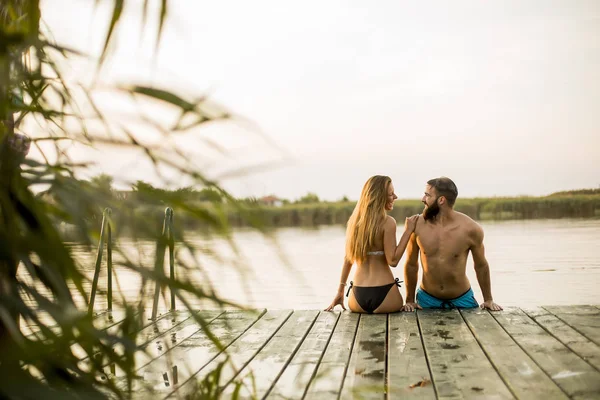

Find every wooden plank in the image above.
[492,308,600,398]
[544,306,600,346]
[304,312,360,399]
[164,309,291,399]
[524,309,600,372]
[23,310,110,337]
[388,312,435,399]
[544,306,600,315]
[134,311,193,348]
[221,310,320,399]
[339,314,387,400]
[75,310,194,367]
[109,310,224,384]
[418,309,513,399]
[462,308,567,399]
[103,311,221,377]
[92,309,134,331]
[35,309,149,369]
[129,309,267,398]
[520,306,551,319]
[26,309,123,341]
[267,311,340,400]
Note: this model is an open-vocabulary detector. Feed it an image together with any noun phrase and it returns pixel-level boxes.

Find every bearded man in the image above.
[402,177,502,311]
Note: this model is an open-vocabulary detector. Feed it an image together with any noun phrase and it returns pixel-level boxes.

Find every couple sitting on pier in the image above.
[325,176,503,314]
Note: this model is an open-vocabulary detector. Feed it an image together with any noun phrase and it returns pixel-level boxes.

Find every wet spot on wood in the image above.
[362,369,384,380]
[437,329,453,340]
[441,343,460,349]
[360,341,384,363]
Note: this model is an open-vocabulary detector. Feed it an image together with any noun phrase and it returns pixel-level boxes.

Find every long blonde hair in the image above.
[345,175,391,264]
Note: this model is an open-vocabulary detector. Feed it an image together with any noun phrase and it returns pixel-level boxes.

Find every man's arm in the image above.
[471,225,503,311]
[402,232,422,311]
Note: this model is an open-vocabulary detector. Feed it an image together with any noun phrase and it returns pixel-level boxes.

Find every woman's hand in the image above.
[404,214,419,232]
[324,291,346,311]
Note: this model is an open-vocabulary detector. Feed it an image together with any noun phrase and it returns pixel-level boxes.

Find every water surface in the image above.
[68,218,600,311]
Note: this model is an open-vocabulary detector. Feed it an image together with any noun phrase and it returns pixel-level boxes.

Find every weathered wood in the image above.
[76,310,195,369]
[134,310,193,348]
[339,313,387,400]
[544,306,600,315]
[462,308,567,399]
[267,311,339,400]
[106,310,224,386]
[92,309,133,331]
[520,306,551,319]
[492,308,600,398]
[419,309,513,399]
[130,309,266,398]
[388,312,435,399]
[221,310,320,399]
[23,310,110,337]
[165,309,291,399]
[62,306,600,399]
[544,306,600,347]
[524,310,600,372]
[304,312,360,399]
[27,309,126,341]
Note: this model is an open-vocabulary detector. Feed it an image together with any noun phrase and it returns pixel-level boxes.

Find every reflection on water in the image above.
[68,218,600,310]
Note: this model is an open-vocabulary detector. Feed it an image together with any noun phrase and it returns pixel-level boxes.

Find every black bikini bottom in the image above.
[346,278,402,313]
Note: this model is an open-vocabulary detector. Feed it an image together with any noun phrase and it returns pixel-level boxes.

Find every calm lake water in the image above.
[69,218,600,311]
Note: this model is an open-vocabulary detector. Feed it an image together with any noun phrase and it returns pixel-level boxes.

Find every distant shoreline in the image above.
[227,194,600,228]
[56,192,600,241]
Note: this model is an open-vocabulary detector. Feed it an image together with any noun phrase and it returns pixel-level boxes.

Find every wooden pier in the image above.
[75,305,600,399]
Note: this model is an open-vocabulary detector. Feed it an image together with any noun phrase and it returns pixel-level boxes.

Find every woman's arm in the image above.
[324,258,353,311]
[384,215,418,267]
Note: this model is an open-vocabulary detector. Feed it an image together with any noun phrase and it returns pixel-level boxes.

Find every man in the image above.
[402,177,502,311]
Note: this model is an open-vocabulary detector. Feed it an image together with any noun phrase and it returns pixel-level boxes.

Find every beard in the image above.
[423,198,440,221]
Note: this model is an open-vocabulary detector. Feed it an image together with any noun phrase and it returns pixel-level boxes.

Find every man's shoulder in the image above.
[456,211,479,226]
[455,212,483,236]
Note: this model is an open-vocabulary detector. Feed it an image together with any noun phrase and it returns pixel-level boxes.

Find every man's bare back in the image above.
[415,212,477,298]
[402,177,502,311]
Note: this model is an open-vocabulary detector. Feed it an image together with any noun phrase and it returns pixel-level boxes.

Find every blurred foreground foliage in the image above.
[0,1,264,398]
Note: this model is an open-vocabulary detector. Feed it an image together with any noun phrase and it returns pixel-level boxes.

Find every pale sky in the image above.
[38,0,599,200]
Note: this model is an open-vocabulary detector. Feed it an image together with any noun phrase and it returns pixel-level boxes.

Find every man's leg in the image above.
[416,287,443,309]
[453,288,479,308]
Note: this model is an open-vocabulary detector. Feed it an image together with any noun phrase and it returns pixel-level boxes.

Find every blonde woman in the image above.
[325,175,418,313]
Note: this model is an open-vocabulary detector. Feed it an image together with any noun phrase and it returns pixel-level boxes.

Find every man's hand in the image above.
[401,302,422,312]
[324,292,346,311]
[480,300,503,311]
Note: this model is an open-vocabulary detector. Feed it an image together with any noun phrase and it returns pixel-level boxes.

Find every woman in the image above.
[325,175,418,313]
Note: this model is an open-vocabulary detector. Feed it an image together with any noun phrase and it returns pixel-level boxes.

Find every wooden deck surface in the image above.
[82,305,600,399]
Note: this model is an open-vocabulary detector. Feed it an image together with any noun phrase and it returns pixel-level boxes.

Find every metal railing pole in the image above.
[167,208,175,311]
[151,207,171,320]
[107,210,113,311]
[89,208,111,314]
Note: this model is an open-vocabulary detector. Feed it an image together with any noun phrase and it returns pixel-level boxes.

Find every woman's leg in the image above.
[347,290,367,313]
[374,286,404,313]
